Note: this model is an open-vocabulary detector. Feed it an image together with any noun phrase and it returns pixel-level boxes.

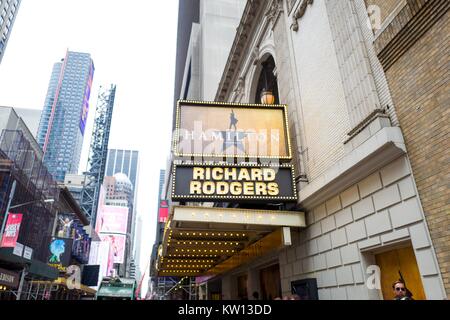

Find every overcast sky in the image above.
[0,0,179,297]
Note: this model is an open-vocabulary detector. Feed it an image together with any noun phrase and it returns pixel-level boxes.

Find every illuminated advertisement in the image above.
[94,185,105,234]
[79,61,95,136]
[174,100,292,160]
[158,200,169,223]
[0,213,23,248]
[72,224,91,264]
[47,237,73,272]
[99,234,126,264]
[171,162,297,202]
[96,205,129,234]
[55,213,76,238]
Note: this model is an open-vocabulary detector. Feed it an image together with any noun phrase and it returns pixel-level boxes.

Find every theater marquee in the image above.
[173,100,292,160]
[171,162,297,202]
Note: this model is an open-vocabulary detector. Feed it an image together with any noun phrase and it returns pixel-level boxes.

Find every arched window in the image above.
[254,56,279,104]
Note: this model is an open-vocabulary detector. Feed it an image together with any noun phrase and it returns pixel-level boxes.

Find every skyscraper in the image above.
[0,0,21,64]
[104,149,140,278]
[105,149,140,197]
[37,50,95,182]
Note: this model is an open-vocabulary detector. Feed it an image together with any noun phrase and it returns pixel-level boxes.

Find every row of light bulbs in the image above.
[165,265,212,269]
[178,232,246,237]
[168,254,219,258]
[166,259,215,263]
[174,249,236,254]
[175,241,241,246]
[161,270,200,274]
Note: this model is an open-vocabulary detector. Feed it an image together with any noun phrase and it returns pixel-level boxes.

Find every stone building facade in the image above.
[213,0,447,300]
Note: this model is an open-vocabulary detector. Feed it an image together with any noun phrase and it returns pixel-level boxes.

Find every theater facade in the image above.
[156,0,447,300]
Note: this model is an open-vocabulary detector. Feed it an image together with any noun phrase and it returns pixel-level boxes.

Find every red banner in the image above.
[159,200,169,223]
[1,213,23,248]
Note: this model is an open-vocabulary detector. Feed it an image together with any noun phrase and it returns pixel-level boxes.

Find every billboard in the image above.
[72,224,91,264]
[55,213,76,238]
[99,234,126,264]
[47,237,73,272]
[0,213,23,248]
[79,61,95,136]
[171,163,297,202]
[158,200,169,223]
[173,100,292,160]
[96,205,129,234]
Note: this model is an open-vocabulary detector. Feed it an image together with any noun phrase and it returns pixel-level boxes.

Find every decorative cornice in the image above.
[345,108,389,143]
[375,0,449,71]
[291,0,314,32]
[215,0,265,102]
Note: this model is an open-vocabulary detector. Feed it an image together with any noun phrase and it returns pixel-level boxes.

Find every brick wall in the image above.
[365,0,404,25]
[381,8,450,296]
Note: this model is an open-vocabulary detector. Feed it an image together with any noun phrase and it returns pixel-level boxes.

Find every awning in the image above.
[28,260,58,281]
[30,277,97,295]
[157,206,305,277]
[97,279,134,298]
[0,248,58,281]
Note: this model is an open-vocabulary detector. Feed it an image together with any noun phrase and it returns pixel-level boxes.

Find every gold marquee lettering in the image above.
[187,166,282,197]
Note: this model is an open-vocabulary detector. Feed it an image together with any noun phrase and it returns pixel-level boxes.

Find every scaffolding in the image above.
[154,276,198,300]
[0,130,59,260]
[80,85,116,223]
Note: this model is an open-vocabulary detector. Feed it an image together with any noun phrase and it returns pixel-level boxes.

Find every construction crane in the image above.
[80,84,116,223]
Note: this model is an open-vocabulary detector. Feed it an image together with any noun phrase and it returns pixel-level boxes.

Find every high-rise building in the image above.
[0,0,21,64]
[105,149,140,196]
[37,50,95,182]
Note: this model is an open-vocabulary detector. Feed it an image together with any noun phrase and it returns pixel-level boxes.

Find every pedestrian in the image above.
[392,280,413,300]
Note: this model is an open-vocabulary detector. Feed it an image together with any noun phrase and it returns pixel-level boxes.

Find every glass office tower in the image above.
[37,50,94,182]
[0,0,21,63]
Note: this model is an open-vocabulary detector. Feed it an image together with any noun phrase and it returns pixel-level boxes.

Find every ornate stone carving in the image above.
[251,45,260,65]
[265,0,284,25]
[233,76,246,97]
[291,0,314,32]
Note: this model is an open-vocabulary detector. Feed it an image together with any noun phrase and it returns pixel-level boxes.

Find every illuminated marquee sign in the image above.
[172,163,297,202]
[173,100,292,160]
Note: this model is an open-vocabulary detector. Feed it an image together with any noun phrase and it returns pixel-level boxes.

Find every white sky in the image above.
[0,0,179,297]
